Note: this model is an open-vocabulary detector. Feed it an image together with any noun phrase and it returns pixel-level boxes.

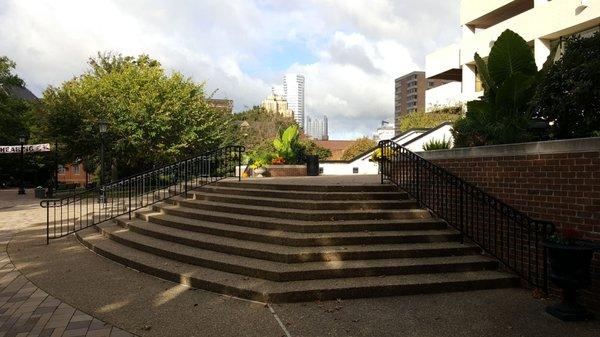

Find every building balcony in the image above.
[460,0,600,64]
[426,44,462,81]
[461,0,534,29]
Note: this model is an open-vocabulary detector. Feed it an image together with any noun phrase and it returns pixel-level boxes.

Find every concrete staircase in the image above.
[77,178,518,302]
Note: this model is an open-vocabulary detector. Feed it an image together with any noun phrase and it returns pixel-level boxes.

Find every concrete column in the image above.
[462,64,477,98]
[534,38,551,70]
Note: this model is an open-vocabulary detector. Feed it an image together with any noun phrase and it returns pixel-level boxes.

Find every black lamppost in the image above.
[18,134,27,195]
[99,120,108,203]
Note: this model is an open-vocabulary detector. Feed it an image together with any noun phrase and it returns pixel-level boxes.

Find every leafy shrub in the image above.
[422,137,452,151]
[341,137,376,160]
[453,30,538,147]
[398,109,461,133]
[532,32,600,139]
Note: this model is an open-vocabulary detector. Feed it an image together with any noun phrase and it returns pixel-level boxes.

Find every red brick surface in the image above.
[431,151,600,311]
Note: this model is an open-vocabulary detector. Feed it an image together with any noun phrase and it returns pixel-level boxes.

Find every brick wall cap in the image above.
[418,137,600,160]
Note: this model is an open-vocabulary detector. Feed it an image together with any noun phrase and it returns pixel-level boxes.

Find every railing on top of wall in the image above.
[40,145,244,244]
[378,140,555,292]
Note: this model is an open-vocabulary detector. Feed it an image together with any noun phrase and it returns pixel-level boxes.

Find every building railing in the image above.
[41,145,244,244]
[378,140,555,292]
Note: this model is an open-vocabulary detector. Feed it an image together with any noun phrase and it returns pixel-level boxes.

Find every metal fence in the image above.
[379,140,555,291]
[41,146,244,243]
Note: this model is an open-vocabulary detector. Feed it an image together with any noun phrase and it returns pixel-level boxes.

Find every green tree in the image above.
[35,53,231,178]
[232,106,296,153]
[452,30,539,147]
[301,139,332,160]
[532,32,600,139]
[0,56,45,187]
[341,137,376,160]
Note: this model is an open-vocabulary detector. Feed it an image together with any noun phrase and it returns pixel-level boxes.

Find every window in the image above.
[353,167,359,174]
[58,165,67,174]
[73,164,80,175]
[319,167,324,174]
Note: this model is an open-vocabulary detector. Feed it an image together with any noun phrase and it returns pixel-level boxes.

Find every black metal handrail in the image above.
[378,140,555,292]
[41,145,244,244]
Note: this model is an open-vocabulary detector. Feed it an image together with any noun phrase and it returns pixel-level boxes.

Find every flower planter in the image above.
[264,165,307,177]
[542,240,599,321]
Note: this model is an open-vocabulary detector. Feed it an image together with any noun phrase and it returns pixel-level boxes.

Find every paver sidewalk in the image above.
[0,189,135,337]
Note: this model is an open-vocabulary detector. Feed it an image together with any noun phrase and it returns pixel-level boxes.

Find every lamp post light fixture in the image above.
[98,120,108,203]
[18,134,27,195]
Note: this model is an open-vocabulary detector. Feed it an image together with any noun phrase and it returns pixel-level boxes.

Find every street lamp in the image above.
[98,120,108,203]
[18,134,27,195]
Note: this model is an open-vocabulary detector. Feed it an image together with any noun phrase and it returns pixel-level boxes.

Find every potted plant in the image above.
[542,227,599,321]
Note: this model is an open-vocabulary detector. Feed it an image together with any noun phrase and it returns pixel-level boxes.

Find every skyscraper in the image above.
[306,115,328,141]
[283,74,305,128]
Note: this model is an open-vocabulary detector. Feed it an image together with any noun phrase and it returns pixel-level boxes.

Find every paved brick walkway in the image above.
[0,189,135,337]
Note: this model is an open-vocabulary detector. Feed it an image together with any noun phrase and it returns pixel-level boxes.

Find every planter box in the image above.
[264,165,307,177]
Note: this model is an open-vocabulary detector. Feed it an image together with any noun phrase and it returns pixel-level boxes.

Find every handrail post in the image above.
[238,146,242,181]
[46,202,50,245]
[128,180,132,220]
[379,142,384,184]
[184,160,188,198]
[459,179,465,244]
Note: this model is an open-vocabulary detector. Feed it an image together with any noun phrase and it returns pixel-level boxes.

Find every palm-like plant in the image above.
[453,29,540,147]
[273,125,302,164]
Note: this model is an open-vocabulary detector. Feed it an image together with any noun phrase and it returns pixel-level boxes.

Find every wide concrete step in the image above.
[214,181,397,192]
[198,185,409,201]
[150,204,445,233]
[78,227,519,303]
[98,223,498,281]
[135,212,461,246]
[187,191,414,210]
[167,198,431,221]
[120,218,481,263]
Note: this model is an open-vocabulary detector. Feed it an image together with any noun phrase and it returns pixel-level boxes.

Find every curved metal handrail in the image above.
[378,140,555,291]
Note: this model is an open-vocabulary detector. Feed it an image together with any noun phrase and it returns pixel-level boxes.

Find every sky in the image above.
[0,0,461,139]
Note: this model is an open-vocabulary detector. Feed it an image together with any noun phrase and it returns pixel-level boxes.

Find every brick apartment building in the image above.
[394,71,447,135]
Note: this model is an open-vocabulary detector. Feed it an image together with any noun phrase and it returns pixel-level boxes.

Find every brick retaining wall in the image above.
[420,137,600,311]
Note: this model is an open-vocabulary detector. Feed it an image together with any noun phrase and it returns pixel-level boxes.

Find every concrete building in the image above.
[260,89,293,117]
[373,121,395,142]
[283,74,305,128]
[305,115,329,140]
[426,0,600,109]
[394,71,447,135]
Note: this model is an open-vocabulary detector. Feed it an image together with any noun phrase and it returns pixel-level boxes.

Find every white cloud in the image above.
[0,0,460,139]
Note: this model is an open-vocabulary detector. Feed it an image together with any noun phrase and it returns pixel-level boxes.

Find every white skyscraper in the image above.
[283,74,305,129]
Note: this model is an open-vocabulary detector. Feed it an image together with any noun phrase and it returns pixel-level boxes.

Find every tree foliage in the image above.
[0,56,44,186]
[532,32,600,139]
[453,30,539,147]
[35,53,231,178]
[231,106,296,153]
[341,137,376,161]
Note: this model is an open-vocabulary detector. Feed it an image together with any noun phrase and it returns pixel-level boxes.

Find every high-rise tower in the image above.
[283,74,305,129]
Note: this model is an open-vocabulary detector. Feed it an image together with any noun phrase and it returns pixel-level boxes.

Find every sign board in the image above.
[0,143,51,154]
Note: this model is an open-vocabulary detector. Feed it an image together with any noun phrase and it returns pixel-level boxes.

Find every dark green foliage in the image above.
[422,137,452,151]
[35,52,231,178]
[301,139,332,160]
[532,32,600,139]
[453,30,538,147]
